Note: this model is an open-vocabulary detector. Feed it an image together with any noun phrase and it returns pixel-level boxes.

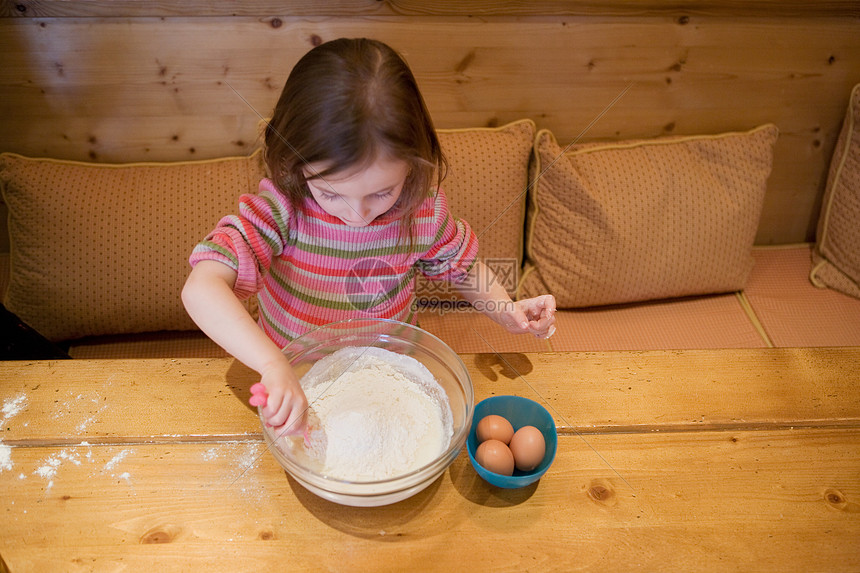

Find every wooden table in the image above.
[2,348,859,571]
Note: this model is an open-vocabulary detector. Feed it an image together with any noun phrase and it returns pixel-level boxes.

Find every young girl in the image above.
[182,38,556,436]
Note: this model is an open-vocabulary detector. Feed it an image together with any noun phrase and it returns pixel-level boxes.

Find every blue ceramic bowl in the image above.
[466,395,558,488]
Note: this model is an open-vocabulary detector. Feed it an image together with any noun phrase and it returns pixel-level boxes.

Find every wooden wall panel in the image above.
[0,10,859,244]
[3,0,859,18]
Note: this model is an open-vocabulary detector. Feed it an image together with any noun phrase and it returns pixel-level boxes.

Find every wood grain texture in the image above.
[2,0,859,18]
[1,350,858,571]
[0,358,262,445]
[0,15,858,243]
[2,347,858,441]
[389,0,860,17]
[1,431,857,571]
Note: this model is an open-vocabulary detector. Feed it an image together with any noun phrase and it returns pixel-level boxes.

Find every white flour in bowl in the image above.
[294,346,453,481]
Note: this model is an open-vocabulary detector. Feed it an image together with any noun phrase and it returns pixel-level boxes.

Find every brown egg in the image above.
[475,439,515,476]
[476,414,515,444]
[509,426,546,471]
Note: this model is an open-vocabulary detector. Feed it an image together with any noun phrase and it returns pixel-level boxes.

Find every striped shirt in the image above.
[189,178,478,347]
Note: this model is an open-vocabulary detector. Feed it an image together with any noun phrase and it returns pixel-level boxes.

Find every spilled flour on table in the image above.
[48,377,115,434]
[50,390,110,433]
[202,447,220,461]
[28,445,135,491]
[2,394,28,424]
[3,376,136,497]
[201,441,267,504]
[75,405,109,433]
[201,441,263,474]
[34,449,82,490]
[1,394,28,475]
[103,449,132,472]
[0,442,12,472]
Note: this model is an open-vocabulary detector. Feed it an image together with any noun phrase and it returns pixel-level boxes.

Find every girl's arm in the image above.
[453,261,556,338]
[181,260,308,434]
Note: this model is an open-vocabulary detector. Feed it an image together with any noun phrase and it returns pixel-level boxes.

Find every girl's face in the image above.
[304,157,409,227]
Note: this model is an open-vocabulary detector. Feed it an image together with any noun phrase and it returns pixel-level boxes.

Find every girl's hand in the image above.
[500,294,557,339]
[250,359,308,436]
[454,262,556,339]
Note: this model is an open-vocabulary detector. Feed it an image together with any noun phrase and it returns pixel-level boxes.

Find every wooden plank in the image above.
[0,0,387,18]
[1,18,858,243]
[389,0,860,18]
[2,348,858,444]
[472,348,860,432]
[0,359,263,444]
[2,0,859,19]
[3,20,854,104]
[1,429,858,571]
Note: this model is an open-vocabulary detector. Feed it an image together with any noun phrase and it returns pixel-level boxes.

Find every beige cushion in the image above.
[0,151,266,341]
[518,125,779,307]
[417,119,535,301]
[811,83,860,298]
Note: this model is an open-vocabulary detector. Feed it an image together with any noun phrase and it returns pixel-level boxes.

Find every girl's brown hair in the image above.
[264,38,446,242]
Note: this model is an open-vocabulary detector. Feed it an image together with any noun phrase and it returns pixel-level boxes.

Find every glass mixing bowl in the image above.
[259,318,474,507]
